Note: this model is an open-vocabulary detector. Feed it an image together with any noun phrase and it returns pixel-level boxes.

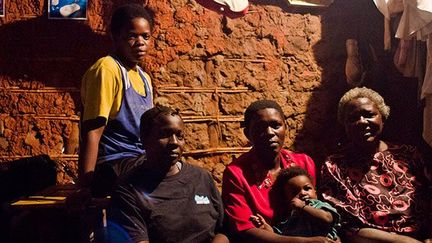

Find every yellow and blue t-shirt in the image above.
[81,56,153,163]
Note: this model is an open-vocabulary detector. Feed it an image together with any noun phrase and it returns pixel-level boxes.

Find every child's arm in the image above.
[291,198,333,224]
[249,214,274,232]
[302,205,333,224]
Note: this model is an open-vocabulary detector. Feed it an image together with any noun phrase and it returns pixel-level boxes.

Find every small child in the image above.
[250,167,340,240]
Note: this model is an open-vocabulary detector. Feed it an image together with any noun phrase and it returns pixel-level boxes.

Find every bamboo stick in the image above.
[183,147,250,155]
[182,115,243,123]
[224,58,271,63]
[3,114,242,123]
[0,147,251,160]
[190,56,271,63]
[3,87,79,93]
[3,86,248,94]
[33,115,80,121]
[0,155,79,160]
[20,57,88,62]
[7,114,80,121]
[158,87,249,93]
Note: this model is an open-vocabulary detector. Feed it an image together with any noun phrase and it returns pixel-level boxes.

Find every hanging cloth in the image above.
[373,0,404,50]
[399,1,432,148]
[374,1,432,147]
[422,36,432,148]
[397,1,432,147]
[393,37,424,78]
[196,0,249,18]
[213,0,249,12]
[392,1,432,78]
[395,0,432,40]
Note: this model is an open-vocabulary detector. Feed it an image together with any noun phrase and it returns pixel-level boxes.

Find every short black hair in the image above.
[140,105,180,138]
[110,4,154,38]
[243,100,284,129]
[273,167,313,193]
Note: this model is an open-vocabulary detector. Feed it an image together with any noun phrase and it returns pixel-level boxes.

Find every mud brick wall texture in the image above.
[0,0,421,185]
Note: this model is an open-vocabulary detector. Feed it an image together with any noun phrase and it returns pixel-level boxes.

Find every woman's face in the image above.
[343,97,384,147]
[142,114,185,168]
[246,108,286,159]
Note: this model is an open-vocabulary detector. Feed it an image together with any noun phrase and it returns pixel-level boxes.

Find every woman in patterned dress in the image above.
[320,87,432,242]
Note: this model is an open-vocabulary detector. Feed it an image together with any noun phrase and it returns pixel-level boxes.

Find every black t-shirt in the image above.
[110,159,224,243]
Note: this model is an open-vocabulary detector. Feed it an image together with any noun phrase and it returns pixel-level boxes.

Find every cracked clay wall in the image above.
[1,0,419,185]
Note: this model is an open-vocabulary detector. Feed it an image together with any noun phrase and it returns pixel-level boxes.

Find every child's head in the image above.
[110,4,154,66]
[274,167,317,203]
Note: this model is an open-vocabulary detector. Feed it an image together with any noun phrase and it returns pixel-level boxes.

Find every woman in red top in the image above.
[222,100,332,243]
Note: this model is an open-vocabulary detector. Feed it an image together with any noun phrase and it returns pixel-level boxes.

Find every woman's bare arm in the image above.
[350,228,421,243]
[241,227,335,243]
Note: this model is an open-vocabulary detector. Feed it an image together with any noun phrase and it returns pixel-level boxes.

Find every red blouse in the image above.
[222,149,316,232]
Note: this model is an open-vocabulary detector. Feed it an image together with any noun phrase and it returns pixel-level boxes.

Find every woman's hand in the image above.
[211,233,230,243]
[250,214,273,232]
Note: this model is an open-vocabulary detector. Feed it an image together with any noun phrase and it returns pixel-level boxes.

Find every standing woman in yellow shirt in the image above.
[79,4,154,196]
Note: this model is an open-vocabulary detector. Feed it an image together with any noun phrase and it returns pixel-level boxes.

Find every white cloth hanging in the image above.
[374,0,432,147]
[213,0,249,12]
[373,0,404,19]
[395,0,432,40]
[398,1,432,147]
[373,0,404,49]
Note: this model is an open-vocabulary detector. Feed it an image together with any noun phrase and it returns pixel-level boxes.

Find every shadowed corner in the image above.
[292,0,386,169]
[0,155,57,243]
[0,155,57,204]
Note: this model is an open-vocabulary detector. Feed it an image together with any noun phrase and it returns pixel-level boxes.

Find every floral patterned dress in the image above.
[320,143,431,239]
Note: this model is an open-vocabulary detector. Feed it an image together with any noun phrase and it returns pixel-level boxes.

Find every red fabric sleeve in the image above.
[222,166,256,232]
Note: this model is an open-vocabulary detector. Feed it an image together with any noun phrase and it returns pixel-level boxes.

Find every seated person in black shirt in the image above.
[109,105,227,243]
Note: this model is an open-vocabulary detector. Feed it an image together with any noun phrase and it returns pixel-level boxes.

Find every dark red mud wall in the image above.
[0,0,421,184]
